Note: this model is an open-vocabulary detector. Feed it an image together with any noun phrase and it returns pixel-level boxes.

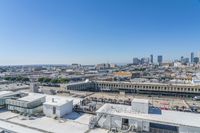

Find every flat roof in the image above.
[97,104,200,128]
[45,95,81,105]
[0,110,108,133]
[0,120,42,133]
[44,98,72,106]
[0,91,13,97]
[0,83,29,90]
[132,98,149,104]
[19,93,45,102]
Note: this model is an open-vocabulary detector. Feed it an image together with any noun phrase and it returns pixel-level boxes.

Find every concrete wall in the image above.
[179,126,200,133]
[58,100,73,117]
[97,114,150,132]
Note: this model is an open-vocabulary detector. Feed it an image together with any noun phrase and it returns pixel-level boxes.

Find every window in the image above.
[53,106,56,114]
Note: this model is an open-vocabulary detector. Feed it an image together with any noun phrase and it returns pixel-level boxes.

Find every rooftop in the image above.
[97,104,200,128]
[0,83,29,91]
[18,93,45,102]
[0,91,13,97]
[132,98,149,104]
[44,98,73,106]
[0,109,108,133]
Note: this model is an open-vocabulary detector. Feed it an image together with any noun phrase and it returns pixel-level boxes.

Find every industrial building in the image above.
[0,91,27,108]
[5,93,46,115]
[91,98,200,133]
[0,83,30,92]
[43,98,73,118]
[67,80,200,96]
[67,81,96,91]
[157,55,163,65]
[0,91,75,116]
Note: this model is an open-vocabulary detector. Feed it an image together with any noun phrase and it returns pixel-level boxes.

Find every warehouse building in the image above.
[67,81,96,91]
[0,91,27,108]
[92,98,200,133]
[67,80,200,96]
[5,93,46,115]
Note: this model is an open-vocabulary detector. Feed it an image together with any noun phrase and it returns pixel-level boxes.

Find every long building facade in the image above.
[66,81,200,96]
[92,99,200,133]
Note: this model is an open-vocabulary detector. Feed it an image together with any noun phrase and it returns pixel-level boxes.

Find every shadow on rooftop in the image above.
[62,112,83,120]
[0,109,7,113]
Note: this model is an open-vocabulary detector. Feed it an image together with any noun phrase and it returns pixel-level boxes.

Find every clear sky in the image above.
[0,0,200,65]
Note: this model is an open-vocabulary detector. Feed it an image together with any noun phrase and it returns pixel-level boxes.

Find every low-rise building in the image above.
[67,80,200,96]
[93,98,200,133]
[5,93,46,115]
[43,98,73,118]
[0,91,26,108]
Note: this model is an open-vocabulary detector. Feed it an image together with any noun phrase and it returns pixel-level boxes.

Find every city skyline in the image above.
[0,0,200,65]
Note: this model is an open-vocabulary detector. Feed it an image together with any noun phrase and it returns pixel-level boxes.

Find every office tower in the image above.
[182,58,189,64]
[194,57,199,64]
[191,52,194,63]
[133,58,140,65]
[181,56,184,62]
[96,63,110,69]
[157,55,163,65]
[141,58,149,65]
[150,54,153,64]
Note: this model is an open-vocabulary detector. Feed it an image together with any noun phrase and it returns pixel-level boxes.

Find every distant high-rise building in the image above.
[191,52,194,63]
[133,58,140,65]
[181,56,184,62]
[182,58,189,64]
[96,63,110,69]
[141,58,149,65]
[194,57,199,64]
[157,55,163,65]
[150,54,153,64]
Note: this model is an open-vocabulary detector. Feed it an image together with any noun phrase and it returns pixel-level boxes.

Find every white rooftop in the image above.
[44,98,72,106]
[19,93,45,102]
[132,98,149,104]
[97,104,200,128]
[0,83,29,91]
[45,94,82,105]
[0,91,13,97]
[0,109,108,133]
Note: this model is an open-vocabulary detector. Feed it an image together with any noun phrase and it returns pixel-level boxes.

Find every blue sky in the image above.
[0,0,200,65]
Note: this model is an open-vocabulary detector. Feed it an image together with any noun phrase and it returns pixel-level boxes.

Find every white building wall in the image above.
[58,100,73,117]
[110,116,122,130]
[129,119,149,132]
[98,115,121,130]
[179,126,200,133]
[43,104,53,117]
[97,114,150,132]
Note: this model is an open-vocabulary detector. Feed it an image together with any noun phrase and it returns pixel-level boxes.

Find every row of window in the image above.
[96,83,200,92]
[67,83,93,90]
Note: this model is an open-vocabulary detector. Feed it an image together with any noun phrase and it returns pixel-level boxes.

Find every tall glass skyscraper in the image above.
[191,52,194,63]
[150,54,153,64]
[157,55,163,65]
